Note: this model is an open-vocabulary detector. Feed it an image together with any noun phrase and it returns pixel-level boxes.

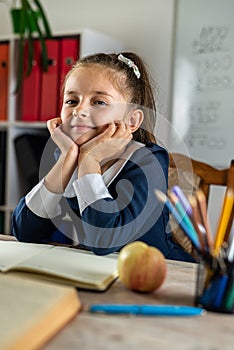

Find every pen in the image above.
[89,304,205,316]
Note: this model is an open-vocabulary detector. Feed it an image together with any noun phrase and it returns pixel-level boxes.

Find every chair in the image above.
[168,153,234,254]
[169,153,232,203]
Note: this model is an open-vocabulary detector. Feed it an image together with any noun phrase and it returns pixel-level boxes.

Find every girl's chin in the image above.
[72,128,101,145]
[70,132,86,144]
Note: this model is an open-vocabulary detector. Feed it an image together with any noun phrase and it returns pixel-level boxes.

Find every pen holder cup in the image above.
[195,260,234,313]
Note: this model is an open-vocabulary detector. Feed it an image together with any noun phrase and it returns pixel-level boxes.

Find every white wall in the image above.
[0,0,175,122]
[45,0,175,122]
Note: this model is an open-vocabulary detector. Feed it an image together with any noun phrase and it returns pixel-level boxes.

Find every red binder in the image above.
[0,42,9,121]
[57,36,80,114]
[40,39,59,121]
[21,40,41,121]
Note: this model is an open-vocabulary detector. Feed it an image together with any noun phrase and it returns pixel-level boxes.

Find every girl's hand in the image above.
[78,121,132,176]
[47,118,79,158]
[45,118,79,193]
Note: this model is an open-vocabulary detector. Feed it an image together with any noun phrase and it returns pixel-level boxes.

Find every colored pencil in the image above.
[169,191,199,246]
[214,187,234,256]
[171,185,192,216]
[154,190,200,251]
[188,194,206,253]
[195,189,214,250]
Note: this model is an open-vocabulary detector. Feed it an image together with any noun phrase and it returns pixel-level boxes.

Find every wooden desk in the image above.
[0,235,233,349]
[43,260,233,350]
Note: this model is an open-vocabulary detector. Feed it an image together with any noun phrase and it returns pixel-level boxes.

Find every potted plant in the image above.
[0,0,52,92]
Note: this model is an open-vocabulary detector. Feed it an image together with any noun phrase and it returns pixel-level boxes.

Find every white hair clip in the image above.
[118,54,141,79]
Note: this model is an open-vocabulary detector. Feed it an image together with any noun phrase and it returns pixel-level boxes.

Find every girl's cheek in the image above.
[60,111,71,125]
[59,119,70,135]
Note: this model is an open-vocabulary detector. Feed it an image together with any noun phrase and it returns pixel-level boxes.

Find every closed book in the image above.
[0,273,81,350]
[0,41,9,121]
[21,40,41,121]
[40,39,60,121]
[0,241,118,291]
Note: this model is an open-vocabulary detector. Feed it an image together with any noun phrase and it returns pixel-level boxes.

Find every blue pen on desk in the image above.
[90,304,205,316]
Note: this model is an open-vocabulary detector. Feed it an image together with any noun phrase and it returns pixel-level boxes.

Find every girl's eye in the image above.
[65,99,78,106]
[93,100,107,106]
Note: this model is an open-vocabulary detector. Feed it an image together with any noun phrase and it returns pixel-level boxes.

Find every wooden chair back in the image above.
[169,153,231,204]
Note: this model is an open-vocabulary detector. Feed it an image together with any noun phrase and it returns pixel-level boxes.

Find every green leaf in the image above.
[33,0,52,37]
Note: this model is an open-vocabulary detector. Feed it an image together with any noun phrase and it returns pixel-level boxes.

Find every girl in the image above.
[11,52,194,262]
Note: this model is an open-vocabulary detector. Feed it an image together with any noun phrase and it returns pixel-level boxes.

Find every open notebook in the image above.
[0,241,118,291]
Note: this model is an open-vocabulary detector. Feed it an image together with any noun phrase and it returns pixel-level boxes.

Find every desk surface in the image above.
[44,260,233,350]
[0,235,233,350]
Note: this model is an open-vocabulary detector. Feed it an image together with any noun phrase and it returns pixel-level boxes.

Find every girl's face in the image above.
[61,66,128,142]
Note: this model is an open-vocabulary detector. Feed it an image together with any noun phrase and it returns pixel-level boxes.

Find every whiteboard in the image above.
[170,0,234,167]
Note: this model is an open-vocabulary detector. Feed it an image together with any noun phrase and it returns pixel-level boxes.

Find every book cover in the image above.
[0,273,81,350]
[0,41,9,121]
[0,241,118,291]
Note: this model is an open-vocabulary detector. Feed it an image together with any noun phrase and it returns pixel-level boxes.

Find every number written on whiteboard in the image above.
[192,26,229,55]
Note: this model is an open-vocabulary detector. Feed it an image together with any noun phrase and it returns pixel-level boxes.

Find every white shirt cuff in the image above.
[73,174,112,214]
[25,179,63,218]
[63,170,77,198]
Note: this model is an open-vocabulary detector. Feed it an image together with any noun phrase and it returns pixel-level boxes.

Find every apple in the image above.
[117,241,167,292]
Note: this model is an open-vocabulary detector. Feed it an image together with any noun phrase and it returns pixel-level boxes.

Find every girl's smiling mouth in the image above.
[71,125,95,132]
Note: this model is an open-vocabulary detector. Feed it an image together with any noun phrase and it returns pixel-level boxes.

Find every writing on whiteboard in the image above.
[171,0,234,166]
[192,26,229,54]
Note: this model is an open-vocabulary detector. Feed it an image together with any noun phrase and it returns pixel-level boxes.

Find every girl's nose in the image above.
[72,106,89,118]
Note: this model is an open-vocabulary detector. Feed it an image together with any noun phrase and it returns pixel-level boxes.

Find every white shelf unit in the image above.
[0,28,123,234]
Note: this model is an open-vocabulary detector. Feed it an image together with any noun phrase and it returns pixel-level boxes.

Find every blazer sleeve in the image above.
[11,197,59,242]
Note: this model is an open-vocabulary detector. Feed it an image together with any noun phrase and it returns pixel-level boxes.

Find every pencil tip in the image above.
[154,189,167,203]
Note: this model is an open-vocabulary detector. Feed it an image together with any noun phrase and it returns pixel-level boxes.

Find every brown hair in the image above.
[64,52,157,144]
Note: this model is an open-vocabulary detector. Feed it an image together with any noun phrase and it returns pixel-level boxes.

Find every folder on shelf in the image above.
[0,273,81,350]
[0,130,7,205]
[57,36,80,113]
[21,40,41,121]
[0,42,9,121]
[40,39,60,122]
